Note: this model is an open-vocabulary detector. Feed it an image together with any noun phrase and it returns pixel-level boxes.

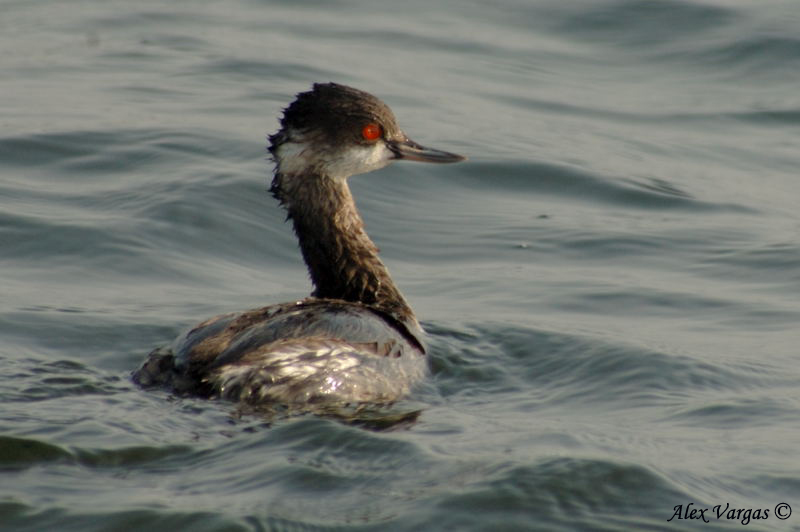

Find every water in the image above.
[2,0,799,530]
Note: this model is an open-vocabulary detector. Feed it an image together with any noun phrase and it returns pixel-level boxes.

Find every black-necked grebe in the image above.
[133,82,464,407]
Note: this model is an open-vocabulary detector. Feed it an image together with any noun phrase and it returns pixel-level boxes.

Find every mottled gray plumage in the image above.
[133,82,464,408]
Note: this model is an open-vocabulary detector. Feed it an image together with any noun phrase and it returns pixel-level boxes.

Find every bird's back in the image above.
[133,299,426,405]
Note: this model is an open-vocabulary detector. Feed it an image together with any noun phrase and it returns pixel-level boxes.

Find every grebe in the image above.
[133,83,464,407]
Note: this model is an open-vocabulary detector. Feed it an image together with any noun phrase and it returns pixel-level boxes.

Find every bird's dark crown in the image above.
[268,82,403,157]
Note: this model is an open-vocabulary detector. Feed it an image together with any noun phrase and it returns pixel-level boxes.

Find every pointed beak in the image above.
[388,135,465,163]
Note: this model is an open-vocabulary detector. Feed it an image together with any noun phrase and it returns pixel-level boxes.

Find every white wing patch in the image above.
[207,338,425,405]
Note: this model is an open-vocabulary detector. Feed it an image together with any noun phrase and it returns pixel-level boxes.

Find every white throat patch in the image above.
[275,136,394,180]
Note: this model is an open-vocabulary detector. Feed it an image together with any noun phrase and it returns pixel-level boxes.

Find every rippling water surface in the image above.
[2,0,800,530]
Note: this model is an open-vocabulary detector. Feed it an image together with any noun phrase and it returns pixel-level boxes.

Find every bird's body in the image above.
[133,82,463,407]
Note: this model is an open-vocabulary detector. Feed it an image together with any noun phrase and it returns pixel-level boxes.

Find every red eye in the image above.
[361,123,382,142]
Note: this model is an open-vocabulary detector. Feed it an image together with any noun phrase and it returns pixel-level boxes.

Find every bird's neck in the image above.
[271,170,416,324]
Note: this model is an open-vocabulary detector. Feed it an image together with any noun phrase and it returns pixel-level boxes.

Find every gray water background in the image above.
[1,0,799,530]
